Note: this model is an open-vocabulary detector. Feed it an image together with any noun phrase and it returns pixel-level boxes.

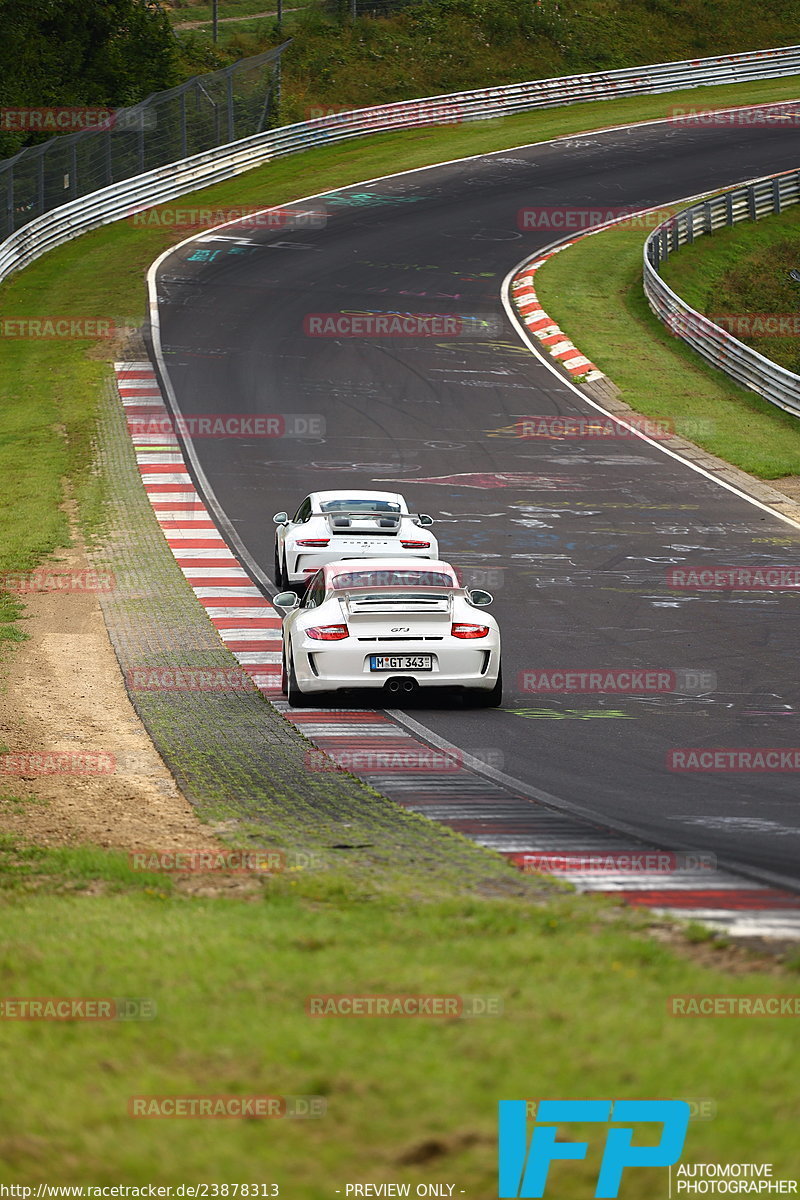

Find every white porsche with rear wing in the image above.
[273,559,502,707]
[272,490,437,589]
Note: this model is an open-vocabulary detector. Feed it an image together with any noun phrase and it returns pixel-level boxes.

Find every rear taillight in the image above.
[400,539,431,549]
[297,537,330,547]
[306,624,349,641]
[451,622,489,639]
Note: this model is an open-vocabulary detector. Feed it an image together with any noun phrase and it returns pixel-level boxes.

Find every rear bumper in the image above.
[292,641,500,693]
[288,547,436,583]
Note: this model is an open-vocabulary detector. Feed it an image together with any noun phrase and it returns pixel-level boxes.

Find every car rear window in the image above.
[332,570,455,589]
[320,499,401,513]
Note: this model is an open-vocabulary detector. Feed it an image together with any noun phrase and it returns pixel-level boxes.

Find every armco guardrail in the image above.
[644,169,800,417]
[2,44,800,287]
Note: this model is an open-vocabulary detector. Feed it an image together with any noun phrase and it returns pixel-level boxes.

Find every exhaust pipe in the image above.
[385,676,418,696]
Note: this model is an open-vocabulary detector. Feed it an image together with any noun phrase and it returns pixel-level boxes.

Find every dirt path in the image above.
[173,6,305,29]
[0,514,221,854]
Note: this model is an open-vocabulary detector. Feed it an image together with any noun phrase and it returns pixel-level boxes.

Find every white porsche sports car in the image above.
[272,558,502,707]
[272,490,437,589]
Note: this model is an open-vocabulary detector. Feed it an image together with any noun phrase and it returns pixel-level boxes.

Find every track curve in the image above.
[149,113,800,886]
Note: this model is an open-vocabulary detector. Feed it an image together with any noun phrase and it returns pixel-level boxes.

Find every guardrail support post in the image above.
[725,192,734,226]
[747,184,757,220]
[773,178,782,215]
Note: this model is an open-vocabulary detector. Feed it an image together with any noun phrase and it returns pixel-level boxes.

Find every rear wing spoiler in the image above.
[323,510,402,531]
[321,510,433,530]
[340,587,455,616]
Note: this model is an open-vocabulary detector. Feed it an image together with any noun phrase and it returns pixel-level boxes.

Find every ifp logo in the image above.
[498,1100,690,1198]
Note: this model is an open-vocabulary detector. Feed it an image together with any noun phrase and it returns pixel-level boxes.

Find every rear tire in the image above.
[466,665,503,708]
[287,651,312,708]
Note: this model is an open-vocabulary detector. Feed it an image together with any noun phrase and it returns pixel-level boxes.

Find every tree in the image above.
[0,0,177,157]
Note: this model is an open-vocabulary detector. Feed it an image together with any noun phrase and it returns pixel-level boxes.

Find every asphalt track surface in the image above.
[151,114,800,886]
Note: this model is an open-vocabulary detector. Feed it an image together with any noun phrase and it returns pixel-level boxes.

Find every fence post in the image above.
[773,177,781,215]
[36,150,45,218]
[747,184,756,220]
[180,91,188,159]
[4,167,13,239]
[725,192,734,226]
[227,66,235,142]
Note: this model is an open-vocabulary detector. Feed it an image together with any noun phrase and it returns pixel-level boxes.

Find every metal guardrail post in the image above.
[747,185,757,220]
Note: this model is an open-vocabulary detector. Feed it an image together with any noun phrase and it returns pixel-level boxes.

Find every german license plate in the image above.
[369,654,432,671]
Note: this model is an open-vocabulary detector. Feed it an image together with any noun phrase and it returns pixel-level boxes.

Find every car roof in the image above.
[322,558,457,583]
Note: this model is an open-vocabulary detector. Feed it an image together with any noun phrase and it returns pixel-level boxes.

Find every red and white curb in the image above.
[510,246,603,383]
[117,361,282,694]
[115,360,800,940]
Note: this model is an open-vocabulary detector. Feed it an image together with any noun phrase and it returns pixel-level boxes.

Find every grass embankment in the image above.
[660,202,800,376]
[535,207,800,480]
[0,837,799,1184]
[170,0,800,130]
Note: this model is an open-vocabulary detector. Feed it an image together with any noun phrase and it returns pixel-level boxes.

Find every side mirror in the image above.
[273,511,289,525]
[272,591,299,611]
[468,589,493,607]
[417,513,434,527]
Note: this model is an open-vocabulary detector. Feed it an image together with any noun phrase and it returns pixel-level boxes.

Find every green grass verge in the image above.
[0,835,798,1184]
[660,202,800,376]
[535,207,800,480]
